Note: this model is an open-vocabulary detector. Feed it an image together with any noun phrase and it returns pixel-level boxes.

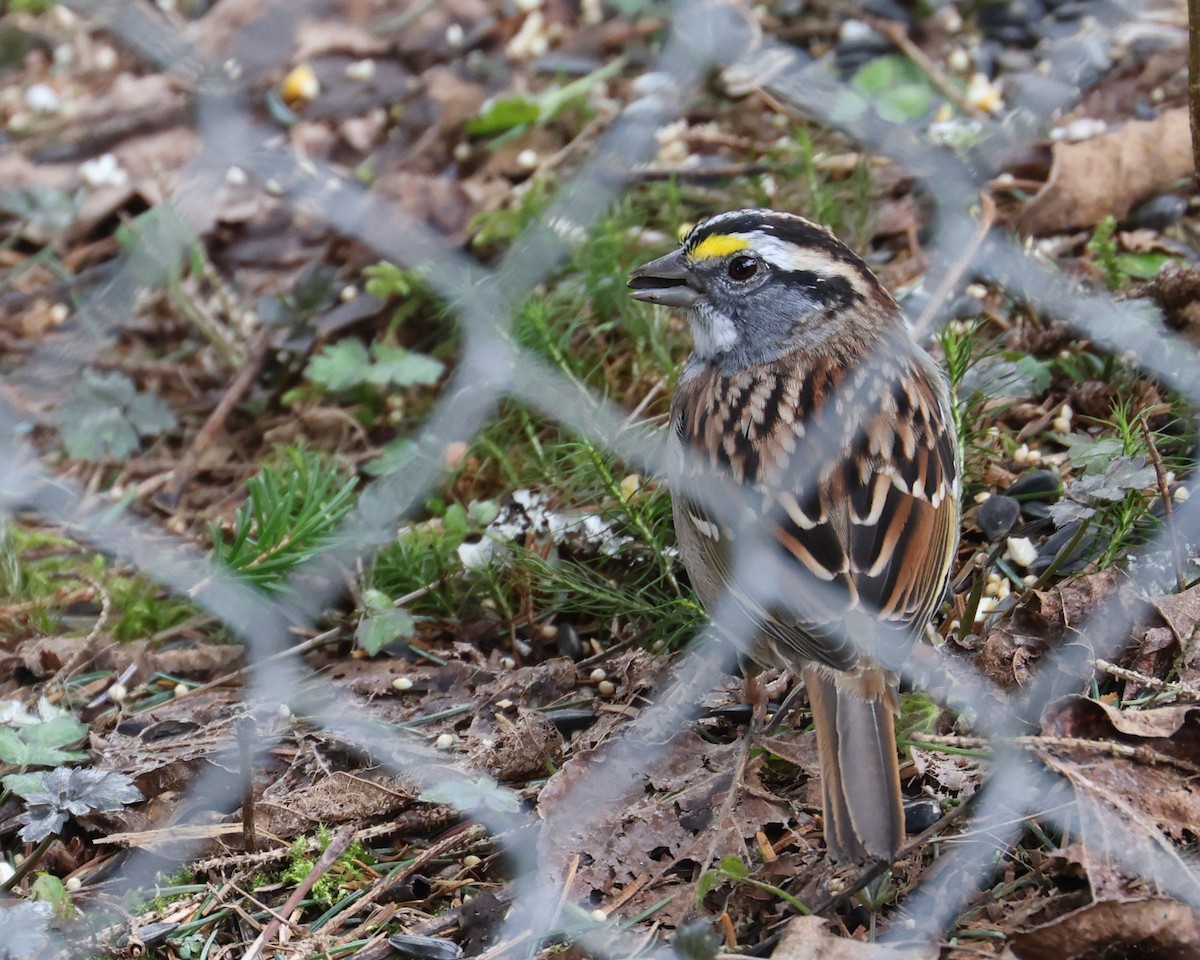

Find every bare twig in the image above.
[1139,416,1188,592]
[165,327,271,504]
[1093,657,1200,702]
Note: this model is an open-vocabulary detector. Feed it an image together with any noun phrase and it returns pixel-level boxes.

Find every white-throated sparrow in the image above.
[628,209,961,863]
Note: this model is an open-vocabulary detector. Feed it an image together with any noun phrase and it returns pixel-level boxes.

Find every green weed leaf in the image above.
[364,344,444,387]
[307,339,373,391]
[355,589,416,656]
[55,369,176,460]
[465,96,540,136]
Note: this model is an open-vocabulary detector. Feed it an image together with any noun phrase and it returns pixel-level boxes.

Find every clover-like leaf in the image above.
[1071,455,1157,501]
[355,589,416,656]
[364,344,443,388]
[306,339,372,391]
[16,767,142,842]
[54,369,176,460]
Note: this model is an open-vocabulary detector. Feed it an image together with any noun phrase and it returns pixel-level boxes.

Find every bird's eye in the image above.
[727,256,758,281]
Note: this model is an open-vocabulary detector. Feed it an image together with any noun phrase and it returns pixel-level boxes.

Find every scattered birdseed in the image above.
[1005,536,1038,569]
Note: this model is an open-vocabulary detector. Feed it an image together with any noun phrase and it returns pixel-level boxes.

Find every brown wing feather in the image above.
[669,338,959,673]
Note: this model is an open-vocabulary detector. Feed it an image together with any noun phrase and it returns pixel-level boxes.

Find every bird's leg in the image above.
[743,671,768,728]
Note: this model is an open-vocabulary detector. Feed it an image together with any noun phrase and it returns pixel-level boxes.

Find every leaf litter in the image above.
[2,0,1200,957]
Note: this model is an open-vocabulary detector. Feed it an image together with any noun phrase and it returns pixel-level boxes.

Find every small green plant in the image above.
[305,339,444,394]
[354,587,415,656]
[851,55,943,123]
[279,828,372,906]
[53,369,177,460]
[4,765,141,892]
[1087,215,1178,291]
[208,446,358,591]
[0,699,89,801]
[465,59,623,141]
[695,855,811,915]
[1049,401,1174,569]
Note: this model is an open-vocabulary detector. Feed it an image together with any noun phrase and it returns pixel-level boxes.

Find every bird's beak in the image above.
[628,248,702,308]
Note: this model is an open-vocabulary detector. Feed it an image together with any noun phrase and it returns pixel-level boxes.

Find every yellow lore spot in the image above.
[690,234,749,261]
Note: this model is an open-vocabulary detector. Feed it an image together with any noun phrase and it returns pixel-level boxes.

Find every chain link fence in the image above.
[2,0,1199,956]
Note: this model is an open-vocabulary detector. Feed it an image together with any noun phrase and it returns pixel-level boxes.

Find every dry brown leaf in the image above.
[256,771,416,837]
[770,916,937,959]
[1041,695,1200,766]
[910,746,984,796]
[1015,108,1192,235]
[469,709,563,781]
[1011,898,1200,960]
[1038,696,1200,900]
[1150,584,1200,654]
[293,19,390,61]
[538,729,804,927]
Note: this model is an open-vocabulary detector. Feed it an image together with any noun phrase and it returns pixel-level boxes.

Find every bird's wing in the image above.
[670,347,959,672]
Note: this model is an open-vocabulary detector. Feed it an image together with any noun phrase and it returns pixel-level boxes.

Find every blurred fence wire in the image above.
[3,0,1200,956]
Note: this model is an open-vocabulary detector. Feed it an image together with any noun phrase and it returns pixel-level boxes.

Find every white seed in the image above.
[1024,575,1038,586]
[393,677,414,691]
[94,45,119,71]
[1005,536,1038,569]
[340,284,358,302]
[495,698,513,709]
[435,733,455,750]
[974,491,991,504]
[1175,487,1191,503]
[65,876,82,892]
[516,148,539,170]
[79,153,127,188]
[597,680,616,697]
[463,855,482,868]
[445,23,465,47]
[947,49,970,73]
[25,83,61,114]
[49,303,69,324]
[590,909,608,922]
[225,165,248,187]
[108,682,127,703]
[500,655,517,669]
[589,668,607,682]
[277,703,291,719]
[173,683,189,699]
[974,596,998,621]
[344,58,376,81]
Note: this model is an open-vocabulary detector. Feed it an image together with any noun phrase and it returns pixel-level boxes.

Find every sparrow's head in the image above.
[628,209,898,369]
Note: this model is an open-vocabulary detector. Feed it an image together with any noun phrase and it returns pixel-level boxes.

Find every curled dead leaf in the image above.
[1012,898,1200,960]
[1015,108,1192,236]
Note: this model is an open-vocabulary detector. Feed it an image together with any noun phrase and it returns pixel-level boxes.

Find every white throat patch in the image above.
[690,301,740,356]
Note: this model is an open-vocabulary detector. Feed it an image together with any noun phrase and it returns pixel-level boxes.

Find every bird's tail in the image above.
[803,664,903,863]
